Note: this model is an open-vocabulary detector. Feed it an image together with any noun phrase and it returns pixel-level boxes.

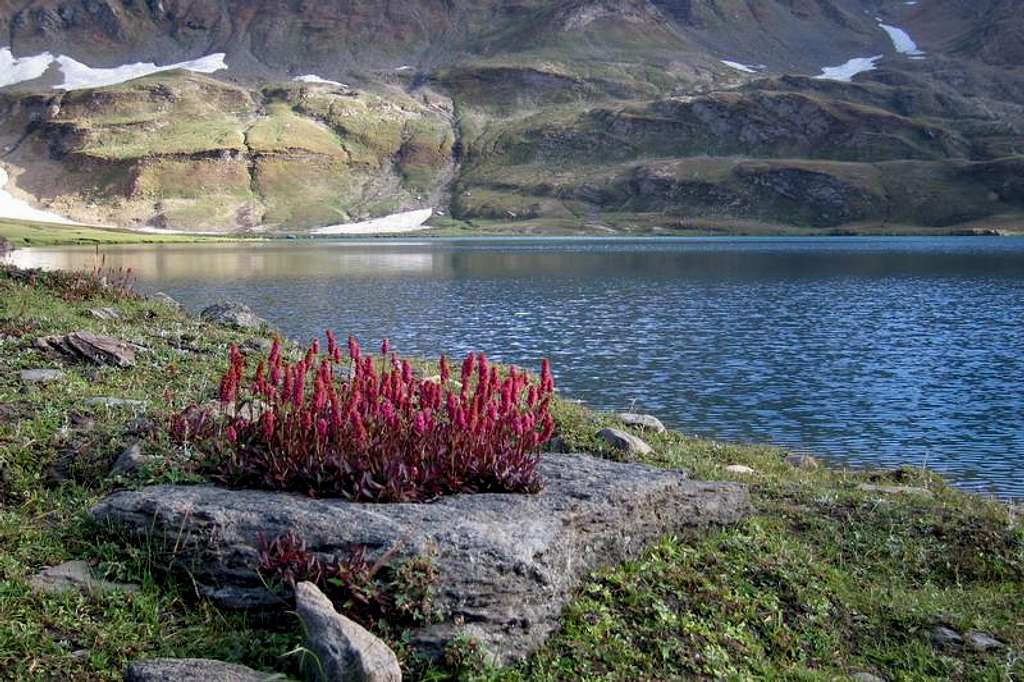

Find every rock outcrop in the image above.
[91,453,750,663]
[34,332,137,367]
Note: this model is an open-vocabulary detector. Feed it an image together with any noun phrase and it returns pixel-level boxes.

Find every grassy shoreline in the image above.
[3,215,1022,249]
[0,265,1020,680]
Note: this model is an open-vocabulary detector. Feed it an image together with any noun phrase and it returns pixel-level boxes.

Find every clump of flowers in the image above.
[179,333,555,502]
[258,532,438,628]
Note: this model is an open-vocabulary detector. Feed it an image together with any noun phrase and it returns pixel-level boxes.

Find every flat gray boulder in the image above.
[19,369,65,385]
[296,582,402,682]
[616,413,666,433]
[201,302,267,330]
[34,332,137,367]
[125,658,281,681]
[91,453,749,664]
[29,560,138,595]
[598,427,653,456]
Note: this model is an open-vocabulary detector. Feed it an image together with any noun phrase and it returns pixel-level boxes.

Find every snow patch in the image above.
[816,55,883,82]
[313,208,434,236]
[0,48,55,88]
[294,74,347,87]
[878,23,925,56]
[54,53,228,91]
[721,60,761,74]
[0,167,77,224]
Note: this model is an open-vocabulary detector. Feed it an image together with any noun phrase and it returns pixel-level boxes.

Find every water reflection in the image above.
[9,237,1024,498]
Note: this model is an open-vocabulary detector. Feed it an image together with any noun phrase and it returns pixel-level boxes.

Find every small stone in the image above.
[615,413,666,433]
[111,443,158,477]
[546,435,570,453]
[241,338,274,355]
[785,454,819,470]
[201,302,267,330]
[84,397,148,410]
[125,658,281,681]
[965,630,1006,652]
[29,560,138,595]
[857,484,934,498]
[597,428,653,456]
[725,465,756,475]
[149,292,183,310]
[851,673,886,682]
[20,369,64,385]
[931,625,964,649]
[230,400,270,422]
[295,581,402,682]
[125,417,158,437]
[70,649,90,662]
[89,307,120,321]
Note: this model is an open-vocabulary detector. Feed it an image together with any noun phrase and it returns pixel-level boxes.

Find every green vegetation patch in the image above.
[0,268,1020,681]
[0,219,227,247]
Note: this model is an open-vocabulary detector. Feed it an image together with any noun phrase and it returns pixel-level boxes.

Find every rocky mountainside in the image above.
[0,0,1021,233]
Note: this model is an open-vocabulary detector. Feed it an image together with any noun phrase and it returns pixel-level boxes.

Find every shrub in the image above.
[181,334,556,502]
[258,531,438,628]
[2,259,136,302]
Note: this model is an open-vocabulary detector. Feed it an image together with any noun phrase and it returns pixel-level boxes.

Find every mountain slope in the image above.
[0,0,1021,234]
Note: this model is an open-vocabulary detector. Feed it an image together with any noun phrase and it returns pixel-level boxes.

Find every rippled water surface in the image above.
[11,237,1024,497]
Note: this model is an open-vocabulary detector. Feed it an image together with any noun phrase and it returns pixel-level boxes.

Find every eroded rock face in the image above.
[91,453,750,664]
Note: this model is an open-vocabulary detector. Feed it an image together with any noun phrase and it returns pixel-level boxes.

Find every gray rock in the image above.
[125,658,281,681]
[616,413,666,433]
[29,560,138,595]
[85,397,149,410]
[295,582,402,682]
[91,453,750,664]
[965,630,1006,652]
[597,428,653,456]
[931,626,964,649]
[111,443,159,477]
[19,369,64,385]
[785,454,819,470]
[89,307,120,321]
[857,484,933,498]
[851,673,886,682]
[545,435,570,453]
[241,338,274,355]
[149,292,183,310]
[34,332,137,367]
[201,302,267,330]
[725,465,756,475]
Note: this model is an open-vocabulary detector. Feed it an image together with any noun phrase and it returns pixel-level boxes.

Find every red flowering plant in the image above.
[176,332,556,502]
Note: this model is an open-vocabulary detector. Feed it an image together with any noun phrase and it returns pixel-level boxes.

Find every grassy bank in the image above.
[0,218,236,247]
[0,266,1020,680]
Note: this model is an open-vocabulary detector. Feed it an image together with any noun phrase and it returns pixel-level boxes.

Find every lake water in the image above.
[8,237,1024,498]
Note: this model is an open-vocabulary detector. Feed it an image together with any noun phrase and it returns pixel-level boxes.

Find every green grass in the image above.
[0,219,233,247]
[0,267,1020,680]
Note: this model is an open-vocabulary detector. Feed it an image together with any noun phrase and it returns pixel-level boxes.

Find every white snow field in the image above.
[817,55,883,81]
[294,75,347,87]
[0,48,55,88]
[312,208,435,236]
[878,23,926,57]
[0,167,76,224]
[1,49,229,91]
[54,53,228,90]
[721,60,759,74]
